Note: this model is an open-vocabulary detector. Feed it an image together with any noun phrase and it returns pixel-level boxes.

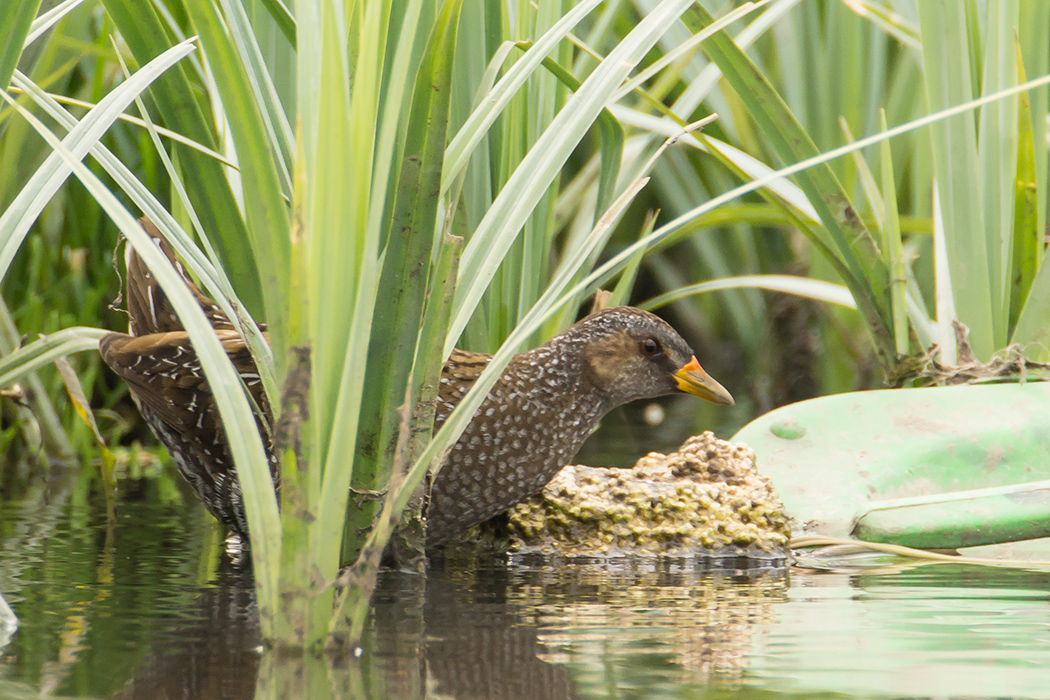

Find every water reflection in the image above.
[394,558,788,699]
[5,489,1050,700]
[746,565,1050,698]
[522,563,787,690]
[111,561,260,700]
[88,556,788,700]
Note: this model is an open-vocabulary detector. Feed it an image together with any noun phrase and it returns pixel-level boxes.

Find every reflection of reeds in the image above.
[0,477,225,698]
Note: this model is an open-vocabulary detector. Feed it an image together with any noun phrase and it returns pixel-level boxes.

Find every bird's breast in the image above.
[426,370,605,545]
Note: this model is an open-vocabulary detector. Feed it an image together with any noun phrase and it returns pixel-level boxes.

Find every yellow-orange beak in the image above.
[674,356,734,406]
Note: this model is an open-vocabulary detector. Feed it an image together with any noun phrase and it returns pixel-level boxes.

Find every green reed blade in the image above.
[879,111,909,357]
[184,0,292,362]
[916,1,993,360]
[0,39,197,284]
[100,0,263,314]
[0,0,41,90]
[342,0,462,566]
[0,326,106,390]
[641,275,857,311]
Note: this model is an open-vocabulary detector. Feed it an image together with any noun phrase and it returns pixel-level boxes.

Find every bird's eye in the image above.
[641,338,660,356]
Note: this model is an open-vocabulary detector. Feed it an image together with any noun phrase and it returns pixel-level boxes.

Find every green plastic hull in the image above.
[731,382,1050,549]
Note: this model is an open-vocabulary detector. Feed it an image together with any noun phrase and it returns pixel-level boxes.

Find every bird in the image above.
[100,220,734,546]
[99,222,275,537]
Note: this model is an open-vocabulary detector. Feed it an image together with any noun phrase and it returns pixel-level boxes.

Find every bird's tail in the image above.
[124,218,235,337]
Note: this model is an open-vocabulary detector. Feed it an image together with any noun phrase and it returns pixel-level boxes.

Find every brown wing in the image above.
[99,329,267,436]
[105,219,275,538]
[100,327,274,538]
[435,349,494,427]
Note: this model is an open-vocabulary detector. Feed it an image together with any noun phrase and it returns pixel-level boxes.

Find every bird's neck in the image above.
[509,335,611,420]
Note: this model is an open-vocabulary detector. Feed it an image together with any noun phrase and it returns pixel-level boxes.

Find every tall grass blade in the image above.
[916,1,993,359]
[641,275,857,310]
[186,0,292,345]
[0,0,41,89]
[879,111,908,356]
[0,39,197,286]
[1017,0,1049,244]
[257,0,297,48]
[100,0,264,312]
[976,0,1019,346]
[931,184,957,366]
[344,0,462,565]
[1009,41,1041,339]
[214,0,295,194]
[24,0,85,49]
[0,326,106,389]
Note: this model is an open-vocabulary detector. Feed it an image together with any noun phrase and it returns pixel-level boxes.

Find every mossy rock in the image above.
[507,432,790,559]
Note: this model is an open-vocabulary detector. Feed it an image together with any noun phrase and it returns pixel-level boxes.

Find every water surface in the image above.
[2,468,1049,699]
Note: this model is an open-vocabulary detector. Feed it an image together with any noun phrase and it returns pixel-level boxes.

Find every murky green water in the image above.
[2,464,1050,699]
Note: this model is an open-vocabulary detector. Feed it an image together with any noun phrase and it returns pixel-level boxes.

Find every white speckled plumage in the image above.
[424,307,706,545]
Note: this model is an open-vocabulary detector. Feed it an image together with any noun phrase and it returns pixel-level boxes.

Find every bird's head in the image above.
[567,306,734,408]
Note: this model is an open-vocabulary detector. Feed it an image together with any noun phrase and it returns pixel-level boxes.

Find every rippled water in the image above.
[2,470,1050,699]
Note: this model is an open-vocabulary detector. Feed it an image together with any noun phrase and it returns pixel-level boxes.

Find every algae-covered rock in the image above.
[507,431,790,557]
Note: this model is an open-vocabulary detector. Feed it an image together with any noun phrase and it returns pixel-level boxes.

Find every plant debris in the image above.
[889,320,1050,387]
